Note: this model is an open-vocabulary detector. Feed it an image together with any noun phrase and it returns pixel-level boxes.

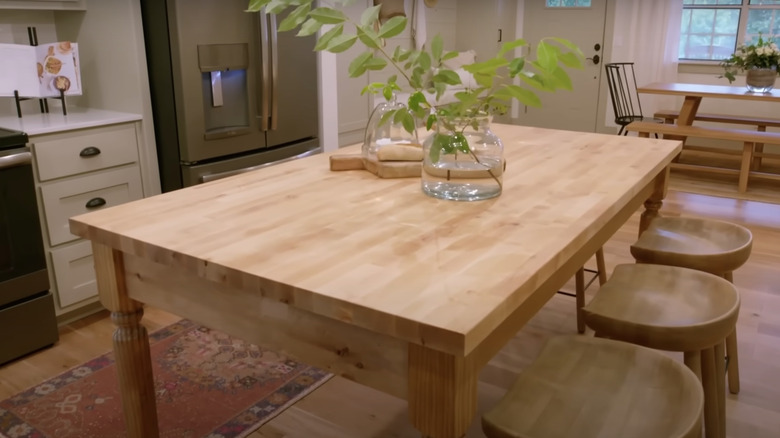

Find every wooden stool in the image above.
[482,335,703,438]
[630,216,752,394]
[582,264,740,438]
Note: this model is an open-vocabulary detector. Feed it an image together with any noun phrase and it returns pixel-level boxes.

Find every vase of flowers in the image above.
[247,0,584,200]
[721,34,780,93]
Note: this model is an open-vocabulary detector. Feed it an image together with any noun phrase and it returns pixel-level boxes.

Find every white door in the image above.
[519,0,608,132]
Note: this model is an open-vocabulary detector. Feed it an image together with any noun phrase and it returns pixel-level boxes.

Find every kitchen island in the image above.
[69,124,681,437]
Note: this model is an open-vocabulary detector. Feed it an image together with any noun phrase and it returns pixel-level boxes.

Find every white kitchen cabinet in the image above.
[28,120,144,318]
[0,0,86,10]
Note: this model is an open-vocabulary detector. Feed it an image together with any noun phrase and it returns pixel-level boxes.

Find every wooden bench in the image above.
[626,121,780,192]
[654,109,780,170]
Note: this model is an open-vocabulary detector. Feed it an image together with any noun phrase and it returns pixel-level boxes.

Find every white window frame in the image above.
[681,0,780,61]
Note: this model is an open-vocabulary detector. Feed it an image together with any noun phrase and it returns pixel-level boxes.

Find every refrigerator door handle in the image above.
[256,10,270,131]
[269,13,279,130]
[199,148,320,183]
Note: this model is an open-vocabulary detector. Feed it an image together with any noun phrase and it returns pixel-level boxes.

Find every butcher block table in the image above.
[69,124,681,438]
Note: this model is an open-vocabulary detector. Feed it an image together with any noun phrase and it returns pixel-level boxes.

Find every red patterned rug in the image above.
[0,320,332,438]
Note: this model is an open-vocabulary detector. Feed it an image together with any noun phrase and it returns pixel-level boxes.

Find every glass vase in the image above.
[745,67,777,93]
[363,95,420,162]
[421,115,504,201]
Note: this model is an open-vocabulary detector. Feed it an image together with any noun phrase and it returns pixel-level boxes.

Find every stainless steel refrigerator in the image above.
[140,0,320,192]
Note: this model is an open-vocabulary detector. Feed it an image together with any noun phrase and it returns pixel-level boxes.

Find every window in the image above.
[680,0,780,61]
[545,0,591,7]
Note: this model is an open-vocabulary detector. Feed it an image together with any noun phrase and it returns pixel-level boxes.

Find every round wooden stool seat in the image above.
[630,217,753,275]
[482,335,703,438]
[582,263,740,438]
[582,264,740,352]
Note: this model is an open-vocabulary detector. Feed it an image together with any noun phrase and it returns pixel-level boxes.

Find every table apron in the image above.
[123,253,409,400]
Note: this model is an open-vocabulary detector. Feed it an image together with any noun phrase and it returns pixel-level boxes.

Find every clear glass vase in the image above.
[421,115,504,201]
[745,67,777,93]
[363,95,420,161]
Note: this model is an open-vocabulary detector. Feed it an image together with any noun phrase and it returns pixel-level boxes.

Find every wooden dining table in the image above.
[69,124,681,438]
[638,82,780,126]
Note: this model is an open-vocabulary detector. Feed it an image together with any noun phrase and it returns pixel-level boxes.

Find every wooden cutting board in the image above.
[329,153,421,178]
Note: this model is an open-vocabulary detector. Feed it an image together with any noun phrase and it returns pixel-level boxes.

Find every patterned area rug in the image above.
[0,320,332,438]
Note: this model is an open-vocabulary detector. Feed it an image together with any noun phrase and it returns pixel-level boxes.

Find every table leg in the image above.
[408,343,477,438]
[92,243,160,438]
[677,96,702,126]
[639,166,670,236]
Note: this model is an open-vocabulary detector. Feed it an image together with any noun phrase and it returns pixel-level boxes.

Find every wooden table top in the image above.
[70,124,680,357]
[639,81,780,101]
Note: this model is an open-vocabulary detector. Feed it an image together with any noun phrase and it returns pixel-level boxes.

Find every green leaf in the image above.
[547,37,584,57]
[452,133,470,154]
[393,107,407,125]
[441,51,459,61]
[326,34,358,53]
[278,3,311,32]
[431,35,443,64]
[360,4,382,26]
[365,56,387,70]
[473,72,494,88]
[401,111,415,133]
[499,38,527,57]
[407,91,424,112]
[463,57,508,74]
[433,69,461,86]
[496,84,542,107]
[297,18,323,36]
[309,7,347,24]
[348,51,373,77]
[266,0,291,14]
[246,0,272,12]
[417,51,432,71]
[426,113,437,131]
[378,16,407,39]
[518,71,550,91]
[429,133,448,162]
[379,108,396,128]
[557,52,583,69]
[548,67,573,90]
[536,41,557,71]
[357,26,382,49]
[509,57,525,77]
[313,24,343,51]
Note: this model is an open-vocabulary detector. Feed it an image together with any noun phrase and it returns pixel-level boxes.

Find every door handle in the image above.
[587,54,600,65]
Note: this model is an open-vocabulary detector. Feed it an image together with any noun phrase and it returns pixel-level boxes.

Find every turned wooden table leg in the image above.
[93,242,160,438]
[408,343,477,438]
[639,167,670,236]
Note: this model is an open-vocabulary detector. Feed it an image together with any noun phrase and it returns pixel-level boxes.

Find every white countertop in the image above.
[0,107,142,136]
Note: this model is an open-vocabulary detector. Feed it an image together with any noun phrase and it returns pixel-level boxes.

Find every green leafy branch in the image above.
[247,0,584,148]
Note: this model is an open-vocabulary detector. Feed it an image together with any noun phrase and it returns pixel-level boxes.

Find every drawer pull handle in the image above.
[79,147,101,157]
[85,197,107,209]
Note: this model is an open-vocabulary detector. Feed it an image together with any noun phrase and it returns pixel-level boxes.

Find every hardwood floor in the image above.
[1,190,779,437]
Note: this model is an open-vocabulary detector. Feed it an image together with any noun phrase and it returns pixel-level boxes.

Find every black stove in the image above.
[0,127,28,150]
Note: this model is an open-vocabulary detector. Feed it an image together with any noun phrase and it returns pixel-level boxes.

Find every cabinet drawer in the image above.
[34,123,139,181]
[50,240,96,309]
[41,166,143,246]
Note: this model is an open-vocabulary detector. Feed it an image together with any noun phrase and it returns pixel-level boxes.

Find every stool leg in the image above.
[723,271,741,394]
[715,341,727,437]
[701,347,721,438]
[576,267,586,333]
[726,329,740,394]
[595,247,607,285]
[684,350,702,382]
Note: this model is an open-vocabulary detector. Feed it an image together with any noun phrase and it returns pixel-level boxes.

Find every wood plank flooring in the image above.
[1,190,778,437]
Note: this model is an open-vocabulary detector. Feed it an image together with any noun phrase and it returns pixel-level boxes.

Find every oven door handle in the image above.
[0,151,32,169]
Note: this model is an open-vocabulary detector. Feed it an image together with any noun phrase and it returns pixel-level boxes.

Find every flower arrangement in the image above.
[721,34,780,83]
